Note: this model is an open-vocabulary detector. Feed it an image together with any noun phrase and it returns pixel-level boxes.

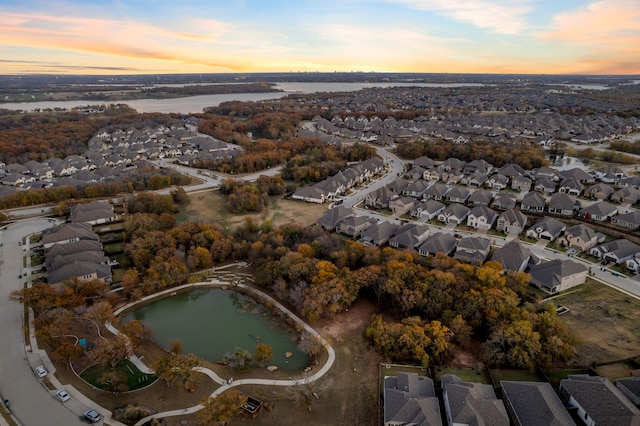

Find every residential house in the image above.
[423,167,441,182]
[412,156,436,170]
[387,178,410,194]
[530,166,559,181]
[441,157,466,172]
[578,201,618,222]
[548,193,577,216]
[492,194,517,211]
[441,374,509,426]
[496,208,527,234]
[442,169,465,185]
[520,191,546,213]
[422,183,450,201]
[316,206,354,231]
[384,373,442,426]
[591,239,640,264]
[389,196,416,215]
[412,200,445,220]
[593,165,625,183]
[463,171,489,188]
[338,216,377,238]
[292,186,326,204]
[445,187,471,204]
[626,257,640,274]
[621,175,640,189]
[467,206,498,230]
[69,201,118,225]
[42,223,100,250]
[584,183,614,201]
[359,221,399,247]
[488,173,510,190]
[616,377,640,407]
[501,381,576,426]
[467,189,493,206]
[405,166,426,181]
[389,224,430,250]
[492,240,540,273]
[558,224,605,252]
[463,159,492,175]
[453,236,491,265]
[499,163,526,179]
[511,175,532,192]
[438,204,470,225]
[558,177,584,196]
[534,178,557,195]
[558,167,595,184]
[47,261,113,286]
[418,233,457,257]
[403,180,430,198]
[611,187,640,204]
[365,187,396,209]
[529,259,588,293]
[611,210,640,230]
[560,375,640,426]
[526,217,566,241]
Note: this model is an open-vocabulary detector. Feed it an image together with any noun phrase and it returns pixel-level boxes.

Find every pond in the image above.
[123,288,309,370]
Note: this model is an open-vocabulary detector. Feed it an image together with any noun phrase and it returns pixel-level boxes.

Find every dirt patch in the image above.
[177,191,326,230]
[551,279,640,365]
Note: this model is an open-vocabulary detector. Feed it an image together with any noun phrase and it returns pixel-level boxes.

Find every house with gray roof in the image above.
[616,377,640,407]
[467,206,498,231]
[389,224,430,250]
[359,221,399,247]
[445,187,471,204]
[47,261,113,286]
[412,156,436,169]
[463,170,489,188]
[384,373,442,426]
[511,175,532,193]
[526,217,566,241]
[365,187,396,209]
[558,224,605,252]
[611,187,640,204]
[441,157,465,172]
[492,240,540,273]
[558,167,595,184]
[45,239,103,258]
[338,216,377,238]
[529,259,588,293]
[548,193,577,216]
[441,374,509,426]
[390,196,417,215]
[70,201,118,225]
[403,180,430,198]
[292,186,326,204]
[591,239,640,265]
[611,210,640,230]
[534,177,557,195]
[531,165,559,181]
[467,189,493,206]
[488,173,510,190]
[422,183,450,201]
[42,223,100,250]
[499,163,526,178]
[492,194,517,211]
[405,166,426,181]
[453,236,491,265]
[521,191,546,213]
[558,177,584,196]
[560,375,640,426]
[418,233,457,257]
[584,183,614,201]
[438,204,470,225]
[501,381,576,426]
[578,201,618,222]
[412,200,445,220]
[593,165,625,183]
[496,208,527,234]
[387,178,410,194]
[442,169,465,185]
[316,206,354,231]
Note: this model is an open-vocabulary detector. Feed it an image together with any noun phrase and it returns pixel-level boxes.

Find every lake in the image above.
[0,81,486,114]
[123,288,309,370]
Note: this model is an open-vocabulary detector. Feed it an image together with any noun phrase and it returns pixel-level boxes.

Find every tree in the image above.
[482,320,542,370]
[99,369,129,394]
[252,343,273,367]
[122,319,153,347]
[198,390,247,426]
[93,334,130,367]
[224,347,252,372]
[153,352,200,389]
[52,340,84,367]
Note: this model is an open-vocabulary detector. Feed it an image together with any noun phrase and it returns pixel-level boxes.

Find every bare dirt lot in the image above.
[551,279,640,365]
[177,191,326,230]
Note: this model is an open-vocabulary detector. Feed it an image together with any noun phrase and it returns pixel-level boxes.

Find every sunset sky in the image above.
[1,0,639,75]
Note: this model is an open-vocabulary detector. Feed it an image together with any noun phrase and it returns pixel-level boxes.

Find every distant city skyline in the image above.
[1,0,639,75]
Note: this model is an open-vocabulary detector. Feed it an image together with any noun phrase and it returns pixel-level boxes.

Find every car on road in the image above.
[56,389,70,402]
[35,365,47,378]
[83,409,102,423]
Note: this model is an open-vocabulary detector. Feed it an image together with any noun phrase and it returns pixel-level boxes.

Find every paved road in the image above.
[0,220,90,426]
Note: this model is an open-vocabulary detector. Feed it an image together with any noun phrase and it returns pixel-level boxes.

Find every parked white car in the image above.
[56,389,70,402]
[35,365,47,378]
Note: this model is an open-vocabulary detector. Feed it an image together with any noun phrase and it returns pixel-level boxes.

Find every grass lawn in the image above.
[176,190,326,230]
[103,242,125,254]
[546,369,592,386]
[551,279,640,365]
[490,369,544,384]
[434,366,491,385]
[80,360,157,391]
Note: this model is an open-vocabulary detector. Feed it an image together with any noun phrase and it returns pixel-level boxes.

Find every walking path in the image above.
[108,275,335,426]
